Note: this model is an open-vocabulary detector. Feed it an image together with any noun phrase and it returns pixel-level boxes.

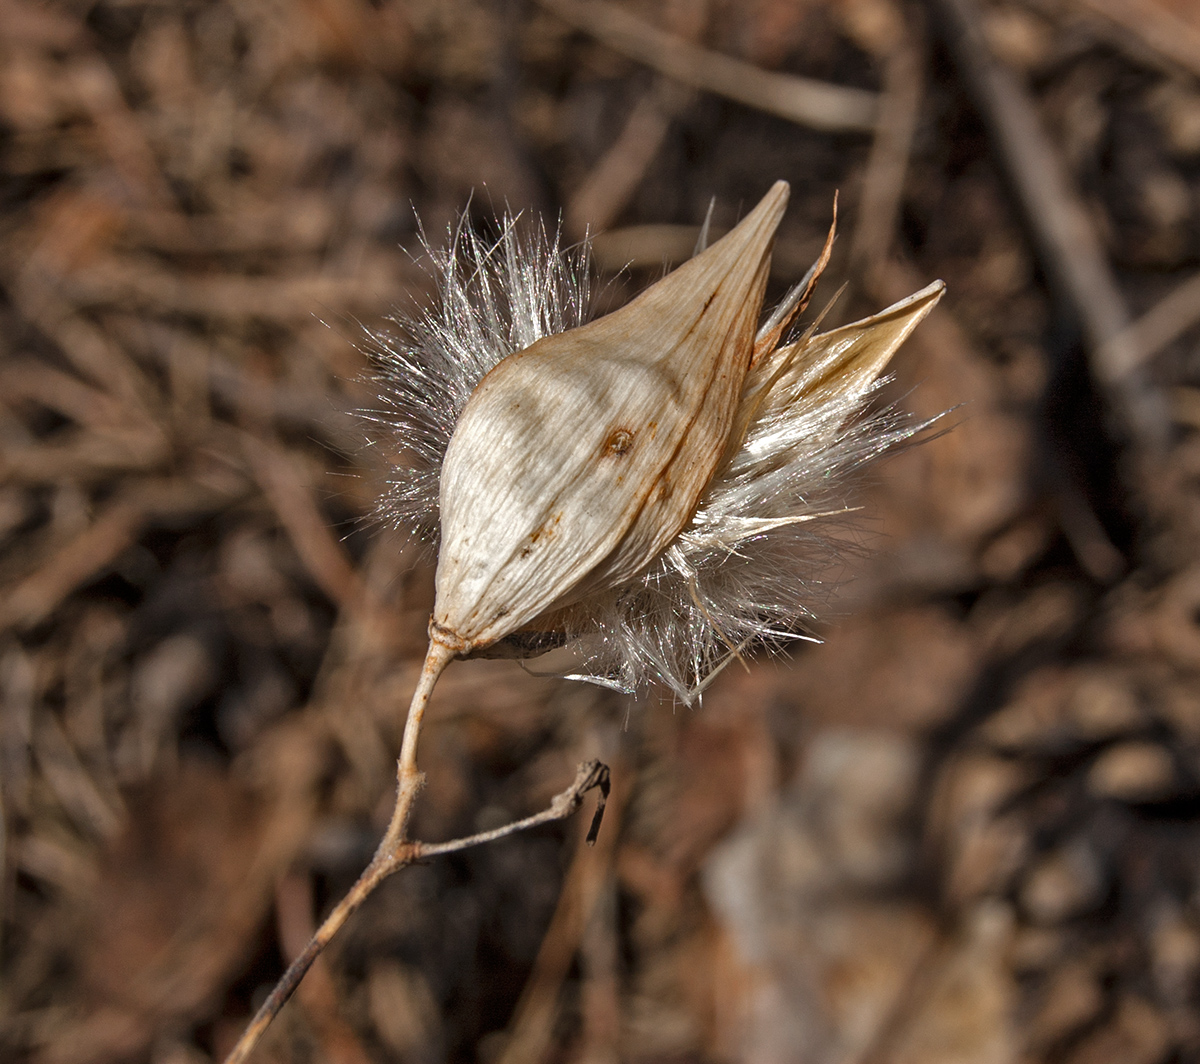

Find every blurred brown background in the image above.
[4,0,1200,1061]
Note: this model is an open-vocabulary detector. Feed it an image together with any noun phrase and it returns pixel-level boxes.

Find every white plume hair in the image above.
[364,208,940,703]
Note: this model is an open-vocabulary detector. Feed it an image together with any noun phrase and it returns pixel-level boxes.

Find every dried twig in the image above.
[1,436,166,484]
[1098,268,1200,376]
[1074,0,1200,80]
[223,692,610,1064]
[0,500,144,632]
[537,0,878,133]
[58,264,388,322]
[577,869,621,1064]
[565,80,690,239]
[930,0,1167,451]
[851,21,926,273]
[274,873,374,1064]
[67,56,176,209]
[0,477,251,631]
[495,759,626,1064]
[244,438,368,615]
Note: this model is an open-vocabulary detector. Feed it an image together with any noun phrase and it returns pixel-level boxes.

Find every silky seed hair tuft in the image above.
[363,212,594,544]
[365,184,944,703]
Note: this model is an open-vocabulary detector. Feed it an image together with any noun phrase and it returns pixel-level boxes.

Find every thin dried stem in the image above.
[223,638,453,1064]
[388,636,458,844]
[423,760,610,857]
[221,637,609,1064]
[224,858,398,1064]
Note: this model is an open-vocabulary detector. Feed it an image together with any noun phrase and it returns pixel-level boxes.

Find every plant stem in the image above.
[223,636,455,1064]
[222,636,611,1064]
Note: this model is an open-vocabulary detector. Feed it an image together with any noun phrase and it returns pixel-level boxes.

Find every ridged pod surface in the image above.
[433,182,790,653]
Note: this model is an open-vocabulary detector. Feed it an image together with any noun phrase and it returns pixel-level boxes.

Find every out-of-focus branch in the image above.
[1076,0,1200,80]
[537,0,879,133]
[930,0,1168,453]
[851,21,926,274]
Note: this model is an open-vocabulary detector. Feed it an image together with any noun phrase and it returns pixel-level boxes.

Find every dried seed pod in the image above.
[433,182,790,654]
[369,181,945,699]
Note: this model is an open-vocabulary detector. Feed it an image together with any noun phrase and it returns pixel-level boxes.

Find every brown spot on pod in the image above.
[605,429,634,456]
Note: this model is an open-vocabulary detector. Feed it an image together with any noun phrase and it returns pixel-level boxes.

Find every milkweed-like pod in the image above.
[370,181,945,699]
[433,183,790,654]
